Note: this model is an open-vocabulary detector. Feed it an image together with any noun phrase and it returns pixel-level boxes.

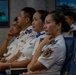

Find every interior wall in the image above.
[0,0,55,46]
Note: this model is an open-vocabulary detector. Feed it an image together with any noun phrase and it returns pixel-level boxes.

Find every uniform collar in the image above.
[35,31,45,38]
[20,27,32,35]
[24,29,32,34]
[49,34,63,45]
[27,26,32,30]
[20,29,26,35]
[55,34,63,41]
[13,36,19,41]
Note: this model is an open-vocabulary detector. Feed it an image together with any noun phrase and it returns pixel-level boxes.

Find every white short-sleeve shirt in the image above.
[17,31,46,61]
[38,35,66,72]
[5,26,36,60]
[4,37,20,58]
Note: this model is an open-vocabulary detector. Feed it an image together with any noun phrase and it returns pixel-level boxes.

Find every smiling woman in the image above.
[0,0,9,28]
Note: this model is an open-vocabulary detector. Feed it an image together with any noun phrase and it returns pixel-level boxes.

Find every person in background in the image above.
[2,7,36,62]
[62,11,76,37]
[0,17,22,62]
[27,11,68,75]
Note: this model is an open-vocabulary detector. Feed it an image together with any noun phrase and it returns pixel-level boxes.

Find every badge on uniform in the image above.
[21,40,26,44]
[42,47,53,58]
[17,40,25,47]
[21,40,24,42]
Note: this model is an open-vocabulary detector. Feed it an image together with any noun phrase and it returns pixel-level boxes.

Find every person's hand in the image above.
[45,35,54,44]
[27,63,33,73]
[0,57,6,62]
[6,31,13,41]
[39,35,54,46]
[0,63,6,72]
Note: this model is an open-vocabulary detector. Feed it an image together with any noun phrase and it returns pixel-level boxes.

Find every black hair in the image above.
[14,17,18,21]
[49,11,70,33]
[21,7,36,22]
[63,11,76,21]
[36,10,49,22]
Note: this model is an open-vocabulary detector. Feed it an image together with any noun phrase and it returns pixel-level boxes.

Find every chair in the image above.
[69,37,76,75]
[61,37,76,75]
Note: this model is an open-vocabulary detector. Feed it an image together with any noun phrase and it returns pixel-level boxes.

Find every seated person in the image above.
[0,17,22,62]
[0,10,49,71]
[27,11,67,74]
[62,11,76,37]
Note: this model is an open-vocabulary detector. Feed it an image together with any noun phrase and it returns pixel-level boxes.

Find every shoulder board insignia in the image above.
[50,40,58,45]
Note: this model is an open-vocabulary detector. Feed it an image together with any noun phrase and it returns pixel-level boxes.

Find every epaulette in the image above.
[50,40,58,45]
[36,32,45,38]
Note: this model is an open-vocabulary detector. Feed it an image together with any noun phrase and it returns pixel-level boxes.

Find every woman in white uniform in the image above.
[62,11,76,37]
[27,11,68,75]
[0,10,49,70]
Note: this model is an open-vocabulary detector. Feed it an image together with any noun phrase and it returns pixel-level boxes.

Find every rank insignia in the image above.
[28,29,32,34]
[39,38,44,44]
[42,47,53,58]
[21,40,24,42]
[50,40,58,45]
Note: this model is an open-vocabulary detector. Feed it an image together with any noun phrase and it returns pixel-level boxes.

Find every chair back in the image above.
[61,37,76,75]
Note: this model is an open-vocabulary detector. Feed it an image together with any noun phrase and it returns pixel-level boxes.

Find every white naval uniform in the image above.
[19,26,36,44]
[63,24,76,37]
[37,35,66,74]
[17,31,46,61]
[5,26,36,60]
[4,37,20,58]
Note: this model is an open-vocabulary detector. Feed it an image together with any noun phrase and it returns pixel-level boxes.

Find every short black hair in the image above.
[21,7,36,22]
[37,10,49,22]
[63,11,76,21]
